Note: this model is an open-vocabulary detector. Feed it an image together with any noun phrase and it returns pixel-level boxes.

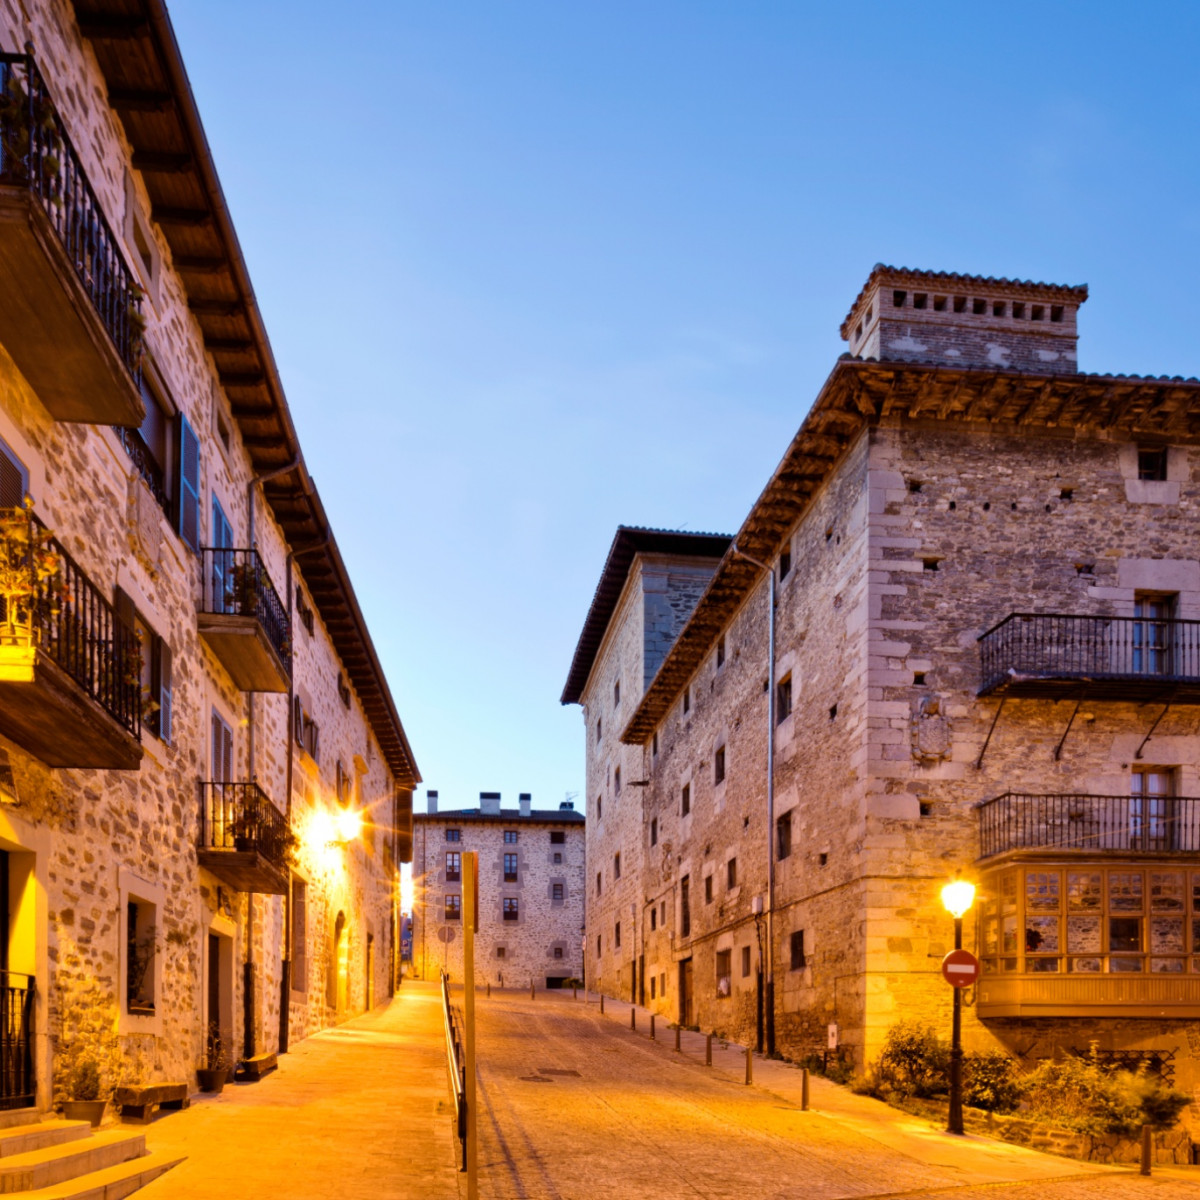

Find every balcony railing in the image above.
[116,429,168,512]
[978,792,1200,859]
[979,613,1200,701]
[198,548,291,692]
[0,505,140,738]
[0,972,34,1111]
[0,51,142,385]
[198,781,289,894]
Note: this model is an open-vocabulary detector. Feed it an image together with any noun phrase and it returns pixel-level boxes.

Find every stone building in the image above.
[565,264,1200,1108]
[411,792,585,988]
[0,0,419,1124]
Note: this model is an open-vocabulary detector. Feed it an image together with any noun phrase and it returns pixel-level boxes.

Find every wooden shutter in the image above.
[0,437,28,508]
[175,414,200,552]
[291,879,307,988]
[155,637,172,744]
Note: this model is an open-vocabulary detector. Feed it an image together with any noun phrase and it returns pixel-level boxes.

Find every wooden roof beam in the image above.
[133,150,193,174]
[78,14,149,38]
[108,88,173,113]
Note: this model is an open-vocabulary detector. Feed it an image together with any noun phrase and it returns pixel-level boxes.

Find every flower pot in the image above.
[196,1067,228,1094]
[62,1099,106,1127]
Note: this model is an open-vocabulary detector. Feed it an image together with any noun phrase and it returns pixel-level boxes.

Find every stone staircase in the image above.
[0,1108,182,1198]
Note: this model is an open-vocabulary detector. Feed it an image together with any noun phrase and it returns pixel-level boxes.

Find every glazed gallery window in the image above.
[445,895,461,921]
[445,852,461,882]
[979,865,1200,975]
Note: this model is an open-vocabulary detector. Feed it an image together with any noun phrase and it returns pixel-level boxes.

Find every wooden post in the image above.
[531,981,535,1000]
[463,852,479,1200]
[486,982,490,999]
[706,1033,712,1066]
[801,1067,809,1111]
[1141,1124,1152,1176]
[600,993,604,1014]
[650,1014,655,1040]
[745,1046,753,1085]
[630,1006,636,1031]
[675,1025,681,1052]
[573,983,577,1000]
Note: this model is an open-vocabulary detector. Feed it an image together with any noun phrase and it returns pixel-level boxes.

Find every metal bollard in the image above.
[1141,1123,1152,1176]
[706,1033,712,1066]
[801,1067,810,1111]
[745,1046,753,1085]
[573,983,578,1000]
[486,982,490,999]
[531,982,535,1000]
[600,993,604,1014]
[675,1025,681,1052]
[630,1007,636,1031]
[650,1014,655,1040]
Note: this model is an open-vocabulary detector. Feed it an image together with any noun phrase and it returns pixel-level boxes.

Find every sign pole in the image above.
[948,916,965,1135]
[463,851,479,1199]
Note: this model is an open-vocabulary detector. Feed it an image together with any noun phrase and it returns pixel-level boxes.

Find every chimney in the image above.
[519,793,532,818]
[426,789,438,815]
[559,801,575,811]
[840,265,1088,375]
[479,791,501,816]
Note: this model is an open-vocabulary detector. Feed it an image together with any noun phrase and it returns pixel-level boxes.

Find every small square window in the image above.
[445,829,461,843]
[1138,446,1169,482]
[554,946,563,959]
[550,830,565,845]
[504,830,518,844]
[552,883,564,901]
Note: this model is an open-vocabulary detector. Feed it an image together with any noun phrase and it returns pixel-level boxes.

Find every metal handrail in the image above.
[0,971,34,1111]
[441,972,466,1167]
[199,781,289,868]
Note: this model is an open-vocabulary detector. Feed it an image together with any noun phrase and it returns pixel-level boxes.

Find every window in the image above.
[504,853,518,882]
[550,830,565,845]
[614,679,620,707]
[1131,768,1177,851]
[790,930,807,970]
[445,895,461,921]
[741,945,751,978]
[650,817,658,847]
[776,675,793,723]
[115,589,172,743]
[336,759,352,806]
[613,852,621,879]
[714,745,726,785]
[717,636,726,669]
[552,883,564,902]
[554,946,563,959]
[716,949,732,997]
[651,977,656,999]
[1133,594,1175,676]
[291,878,307,992]
[680,876,691,937]
[0,435,28,507]
[596,795,602,820]
[652,732,658,757]
[596,718,602,743]
[597,872,602,896]
[125,898,158,1014]
[445,829,461,843]
[211,710,233,782]
[681,783,691,817]
[596,935,602,957]
[683,688,690,715]
[614,767,621,795]
[705,875,713,904]
[504,830,518,844]
[337,673,351,709]
[553,852,562,864]
[650,907,657,931]
[209,497,234,608]
[1138,445,1169,482]
[175,412,200,552]
[779,544,792,579]
[615,921,621,949]
[727,858,737,889]
[497,946,506,959]
[777,811,792,861]
[446,852,461,882]
[296,591,315,636]
[503,898,519,922]
[292,696,320,762]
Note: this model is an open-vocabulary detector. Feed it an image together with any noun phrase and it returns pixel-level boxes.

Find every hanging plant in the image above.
[0,502,63,645]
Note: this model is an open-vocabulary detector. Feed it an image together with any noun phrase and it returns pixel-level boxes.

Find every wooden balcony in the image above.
[197,548,291,693]
[977,971,1200,1019]
[978,613,1200,702]
[0,52,144,427]
[0,507,141,769]
[197,781,289,895]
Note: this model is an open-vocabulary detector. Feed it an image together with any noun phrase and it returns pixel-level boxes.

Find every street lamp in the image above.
[940,876,976,1136]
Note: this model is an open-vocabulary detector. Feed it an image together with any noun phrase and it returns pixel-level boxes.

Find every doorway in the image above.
[333,912,349,1013]
[204,926,234,1067]
[365,932,374,1011]
[678,957,694,1027]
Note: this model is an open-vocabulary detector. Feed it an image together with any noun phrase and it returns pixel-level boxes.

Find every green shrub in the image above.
[1117,1069,1192,1130]
[962,1050,1023,1113]
[69,1059,100,1102]
[1022,1053,1142,1136]
[876,1020,949,1098]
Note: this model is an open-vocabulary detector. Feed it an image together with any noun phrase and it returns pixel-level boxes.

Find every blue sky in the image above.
[170,1,1200,811]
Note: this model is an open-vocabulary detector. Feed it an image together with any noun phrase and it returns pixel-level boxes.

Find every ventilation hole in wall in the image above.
[1060,488,1074,501]
[913,672,926,685]
[836,535,841,545]
[1075,562,1096,576]
[743,816,750,829]
[1051,305,1064,323]
[818,853,828,867]
[921,557,940,571]
[762,679,769,693]
[913,293,927,310]
[919,800,933,817]
[865,306,872,321]
[893,290,907,308]
[948,500,957,511]
[855,321,863,340]
[1011,502,1018,511]
[1032,305,1045,321]
[972,298,987,315]
[983,502,991,512]
[953,296,967,313]
[1013,302,1026,318]
[1045,503,1052,512]
[829,704,838,720]
[993,301,1006,317]
[933,295,947,312]
[908,480,923,494]
[825,526,833,542]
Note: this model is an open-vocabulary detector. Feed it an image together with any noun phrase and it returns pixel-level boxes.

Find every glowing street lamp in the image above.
[940,875,976,1135]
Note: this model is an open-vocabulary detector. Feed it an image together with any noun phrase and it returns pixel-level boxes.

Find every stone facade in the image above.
[411,795,585,987]
[567,266,1200,1133]
[0,2,417,1111]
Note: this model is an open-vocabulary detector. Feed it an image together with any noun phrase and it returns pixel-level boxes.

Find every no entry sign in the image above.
[941,949,981,988]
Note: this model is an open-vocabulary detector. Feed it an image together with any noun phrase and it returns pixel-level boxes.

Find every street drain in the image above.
[519,1076,553,1083]
[538,1069,581,1077]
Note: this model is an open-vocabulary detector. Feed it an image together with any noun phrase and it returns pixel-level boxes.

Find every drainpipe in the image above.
[732,544,776,1058]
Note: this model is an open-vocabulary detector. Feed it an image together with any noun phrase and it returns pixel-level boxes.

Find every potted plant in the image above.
[61,1058,105,1127]
[196,1022,229,1094]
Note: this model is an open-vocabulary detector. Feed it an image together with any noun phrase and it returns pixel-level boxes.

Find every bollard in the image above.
[650,1014,656,1040]
[486,982,490,999]
[1141,1123,1152,1176]
[573,983,577,1001]
[631,1007,636,1031]
[745,1046,753,1086]
[600,993,604,1014]
[706,1033,712,1066]
[801,1067,810,1111]
[531,982,535,1000]
[675,1025,681,1052]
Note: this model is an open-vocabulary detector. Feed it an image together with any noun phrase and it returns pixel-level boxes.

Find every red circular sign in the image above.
[941,949,981,988]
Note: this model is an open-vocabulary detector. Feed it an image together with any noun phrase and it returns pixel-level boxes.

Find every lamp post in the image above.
[940,877,976,1136]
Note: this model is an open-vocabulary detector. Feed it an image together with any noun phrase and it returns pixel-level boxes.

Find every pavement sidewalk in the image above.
[137,981,460,1200]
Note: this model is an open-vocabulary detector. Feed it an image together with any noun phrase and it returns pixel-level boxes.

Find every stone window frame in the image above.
[118,869,165,1036]
[502,897,519,923]
[446,851,461,882]
[550,881,565,906]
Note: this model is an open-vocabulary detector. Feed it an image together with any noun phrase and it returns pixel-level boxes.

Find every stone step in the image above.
[0,1115,41,1136]
[17,1150,182,1200]
[0,1128,145,1193]
[0,1123,90,1160]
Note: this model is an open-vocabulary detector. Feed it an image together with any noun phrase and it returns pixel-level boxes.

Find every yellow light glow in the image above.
[335,808,362,844]
[941,878,976,919]
[399,864,414,915]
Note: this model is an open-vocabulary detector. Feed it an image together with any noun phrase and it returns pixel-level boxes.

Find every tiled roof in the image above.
[840,264,1090,338]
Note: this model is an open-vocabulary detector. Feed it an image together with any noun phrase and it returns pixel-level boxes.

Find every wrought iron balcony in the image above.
[0,51,144,426]
[197,781,289,895]
[0,972,34,1111]
[978,613,1200,702]
[978,792,1200,859]
[0,506,141,768]
[197,548,291,693]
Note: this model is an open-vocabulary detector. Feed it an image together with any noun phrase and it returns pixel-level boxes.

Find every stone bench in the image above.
[114,1081,190,1124]
[234,1052,277,1082]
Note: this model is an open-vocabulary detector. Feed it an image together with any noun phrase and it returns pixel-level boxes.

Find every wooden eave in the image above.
[72,0,419,785]
[619,356,1200,746]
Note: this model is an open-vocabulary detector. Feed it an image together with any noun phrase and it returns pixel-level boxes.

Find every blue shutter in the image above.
[176,414,200,552]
